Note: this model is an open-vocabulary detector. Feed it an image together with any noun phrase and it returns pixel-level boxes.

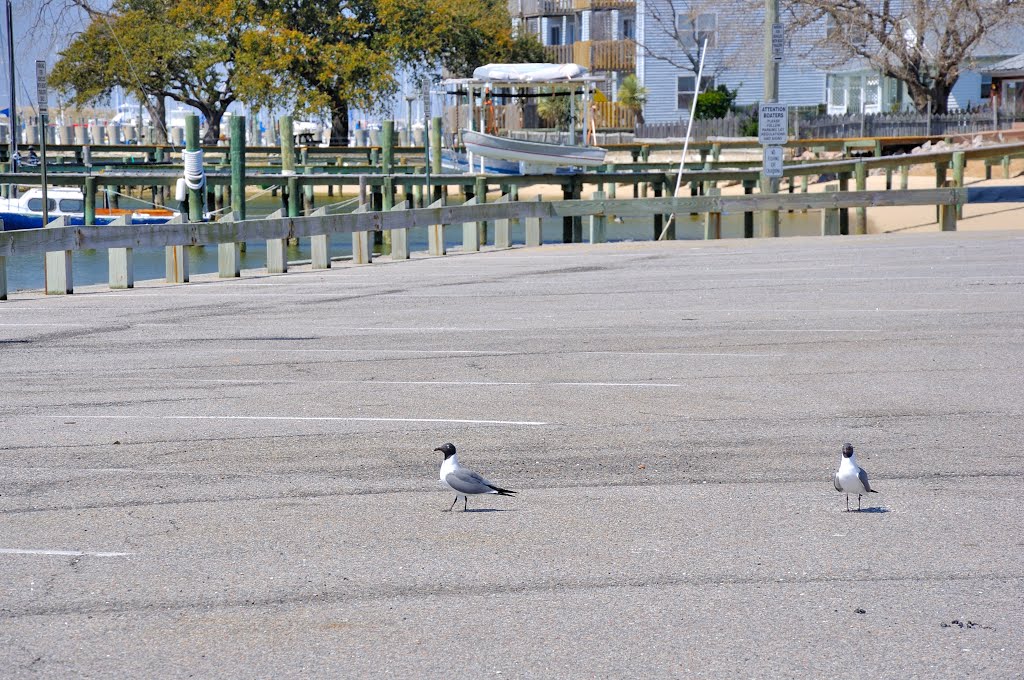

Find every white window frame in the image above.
[677,74,715,110]
[676,12,717,50]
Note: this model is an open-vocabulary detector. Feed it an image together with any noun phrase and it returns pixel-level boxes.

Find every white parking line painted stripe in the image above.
[188,378,685,388]
[0,548,134,558]
[41,415,548,426]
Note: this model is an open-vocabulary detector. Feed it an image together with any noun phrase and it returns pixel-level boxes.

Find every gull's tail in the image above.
[489,485,517,496]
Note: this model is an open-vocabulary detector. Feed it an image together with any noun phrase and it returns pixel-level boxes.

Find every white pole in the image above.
[659,38,709,240]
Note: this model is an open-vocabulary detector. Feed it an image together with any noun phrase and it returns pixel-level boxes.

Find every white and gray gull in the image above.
[833,443,879,511]
[435,443,517,512]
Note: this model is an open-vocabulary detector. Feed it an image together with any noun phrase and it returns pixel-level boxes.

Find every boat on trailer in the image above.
[0,187,179,231]
[443,63,608,174]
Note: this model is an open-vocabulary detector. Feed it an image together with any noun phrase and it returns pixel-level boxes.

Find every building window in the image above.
[825,15,867,46]
[549,24,562,46]
[622,18,635,40]
[526,18,539,36]
[980,75,992,99]
[677,13,717,49]
[678,75,715,110]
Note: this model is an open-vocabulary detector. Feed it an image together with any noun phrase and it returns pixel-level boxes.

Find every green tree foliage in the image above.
[617,74,647,125]
[51,0,262,143]
[694,84,738,120]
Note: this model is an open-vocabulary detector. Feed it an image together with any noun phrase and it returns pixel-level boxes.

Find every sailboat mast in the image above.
[5,0,14,171]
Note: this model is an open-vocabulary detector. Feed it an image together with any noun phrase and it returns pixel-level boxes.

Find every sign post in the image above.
[36,60,49,226]
[422,78,431,206]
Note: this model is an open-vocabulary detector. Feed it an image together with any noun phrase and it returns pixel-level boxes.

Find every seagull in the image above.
[833,443,878,511]
[435,443,516,512]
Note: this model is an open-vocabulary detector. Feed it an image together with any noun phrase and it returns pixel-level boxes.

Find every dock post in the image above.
[185,115,203,223]
[854,160,867,235]
[44,217,74,295]
[230,116,246,220]
[704,187,722,239]
[524,195,543,247]
[838,171,850,235]
[164,216,189,283]
[303,164,314,215]
[939,193,957,232]
[84,176,96,225]
[821,184,840,235]
[589,190,607,244]
[654,179,671,239]
[280,116,296,176]
[1002,155,1010,179]
[934,161,947,223]
[952,151,965,219]
[474,175,488,246]
[506,184,520,246]
[607,163,617,198]
[0,255,6,301]
[381,121,394,174]
[287,175,301,248]
[265,208,288,273]
[430,116,443,202]
[742,180,755,238]
[107,215,134,289]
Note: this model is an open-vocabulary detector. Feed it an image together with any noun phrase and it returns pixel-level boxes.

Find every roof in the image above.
[983,54,1024,77]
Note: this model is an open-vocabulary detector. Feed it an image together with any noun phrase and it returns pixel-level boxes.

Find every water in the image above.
[3,192,824,292]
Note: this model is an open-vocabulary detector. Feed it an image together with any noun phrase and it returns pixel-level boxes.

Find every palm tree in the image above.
[618,74,647,125]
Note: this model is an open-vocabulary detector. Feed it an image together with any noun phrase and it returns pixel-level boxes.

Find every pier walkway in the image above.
[1,231,1022,677]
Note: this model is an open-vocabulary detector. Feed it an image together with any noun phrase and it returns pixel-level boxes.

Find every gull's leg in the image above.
[846,494,850,512]
[463,496,469,512]
[858,494,862,511]
[445,496,458,513]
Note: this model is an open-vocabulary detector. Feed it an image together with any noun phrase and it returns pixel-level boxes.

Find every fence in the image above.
[636,114,743,141]
[798,111,1012,139]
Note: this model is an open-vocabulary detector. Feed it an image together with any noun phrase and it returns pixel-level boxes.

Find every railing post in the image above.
[474,175,488,246]
[217,212,242,277]
[185,114,204,223]
[279,115,295,176]
[854,160,867,235]
[838,171,850,235]
[390,187,410,261]
[704,187,722,239]
[44,216,74,295]
[742,180,755,238]
[427,196,446,256]
[821,184,840,236]
[430,116,443,202]
[351,202,373,264]
[653,179,670,239]
[0,255,7,301]
[934,161,947,224]
[939,189,957,232]
[107,215,134,289]
[84,176,96,225]
[589,190,607,244]
[900,164,909,190]
[494,192,512,249]
[164,215,189,283]
[265,208,288,274]
[952,151,965,219]
[309,206,331,269]
[524,195,543,247]
[461,196,480,252]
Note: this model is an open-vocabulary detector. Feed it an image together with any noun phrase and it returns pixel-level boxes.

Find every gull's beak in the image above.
[433,447,443,452]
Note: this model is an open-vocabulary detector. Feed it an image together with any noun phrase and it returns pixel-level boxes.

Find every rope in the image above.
[182,149,206,190]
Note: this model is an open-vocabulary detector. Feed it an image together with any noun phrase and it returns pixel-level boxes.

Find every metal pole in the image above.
[39,112,48,225]
[5,0,15,185]
[761,0,781,237]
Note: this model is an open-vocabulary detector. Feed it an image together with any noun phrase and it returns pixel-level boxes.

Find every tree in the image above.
[617,74,647,125]
[243,0,529,146]
[785,0,1024,113]
[50,0,265,143]
[638,0,761,78]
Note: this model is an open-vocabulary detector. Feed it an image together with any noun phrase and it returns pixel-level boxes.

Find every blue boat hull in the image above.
[1,212,175,231]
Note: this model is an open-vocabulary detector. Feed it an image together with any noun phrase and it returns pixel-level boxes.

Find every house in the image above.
[984,54,1024,116]
[511,0,1024,124]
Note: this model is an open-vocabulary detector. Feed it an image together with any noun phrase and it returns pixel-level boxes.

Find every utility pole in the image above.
[762,0,781,237]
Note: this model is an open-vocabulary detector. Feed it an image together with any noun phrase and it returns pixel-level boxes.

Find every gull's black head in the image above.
[434,443,457,460]
[842,443,854,458]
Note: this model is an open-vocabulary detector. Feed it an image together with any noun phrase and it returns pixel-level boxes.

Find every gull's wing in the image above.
[858,467,874,493]
[833,473,844,492]
[445,468,497,495]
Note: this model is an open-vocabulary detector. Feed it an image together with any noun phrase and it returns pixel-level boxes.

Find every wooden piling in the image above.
[475,175,488,246]
[742,180,755,238]
[461,196,480,252]
[427,197,446,256]
[279,116,296,176]
[217,212,242,278]
[525,196,543,247]
[44,216,74,295]
[107,215,134,289]
[310,207,331,270]
[185,115,203,223]
[589,190,607,244]
[854,160,867,235]
[84,177,96,225]
[838,171,850,235]
[704,187,722,239]
[265,208,288,274]
[230,116,246,220]
[821,184,840,236]
[0,255,6,301]
[952,151,965,219]
[164,215,189,284]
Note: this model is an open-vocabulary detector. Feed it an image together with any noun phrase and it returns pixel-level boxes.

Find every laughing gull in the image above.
[833,443,879,511]
[435,443,516,512]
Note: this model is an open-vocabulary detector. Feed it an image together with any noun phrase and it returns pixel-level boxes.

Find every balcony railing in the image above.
[572,0,635,10]
[518,0,575,16]
[544,40,635,72]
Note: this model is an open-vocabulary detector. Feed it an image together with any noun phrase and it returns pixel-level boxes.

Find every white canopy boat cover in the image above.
[445,63,598,86]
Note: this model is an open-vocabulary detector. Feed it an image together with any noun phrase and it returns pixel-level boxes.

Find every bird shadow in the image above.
[847,506,890,514]
[445,508,516,514]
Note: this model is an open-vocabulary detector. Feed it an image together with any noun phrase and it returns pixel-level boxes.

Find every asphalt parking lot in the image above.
[1,230,1022,677]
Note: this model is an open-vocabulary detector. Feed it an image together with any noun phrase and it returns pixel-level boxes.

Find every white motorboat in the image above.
[0,187,179,231]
